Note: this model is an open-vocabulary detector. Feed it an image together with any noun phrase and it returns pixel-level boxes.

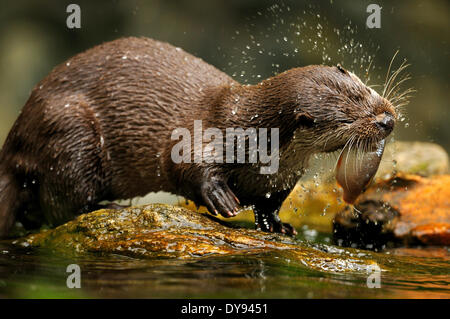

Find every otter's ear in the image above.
[295,111,315,127]
[336,64,347,74]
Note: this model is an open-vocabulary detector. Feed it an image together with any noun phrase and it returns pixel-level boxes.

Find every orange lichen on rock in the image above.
[374,174,450,244]
[335,174,450,246]
[410,223,450,245]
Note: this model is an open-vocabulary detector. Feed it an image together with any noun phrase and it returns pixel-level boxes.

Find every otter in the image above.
[0,37,395,237]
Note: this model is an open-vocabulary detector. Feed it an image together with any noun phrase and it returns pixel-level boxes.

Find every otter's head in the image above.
[288,65,396,153]
[280,65,397,203]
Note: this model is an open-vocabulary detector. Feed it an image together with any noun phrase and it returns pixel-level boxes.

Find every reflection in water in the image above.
[0,242,448,298]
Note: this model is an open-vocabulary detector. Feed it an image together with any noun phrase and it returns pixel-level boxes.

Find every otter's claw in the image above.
[201,178,240,218]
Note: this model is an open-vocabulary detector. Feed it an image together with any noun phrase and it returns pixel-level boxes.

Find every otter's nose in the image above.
[375,112,395,133]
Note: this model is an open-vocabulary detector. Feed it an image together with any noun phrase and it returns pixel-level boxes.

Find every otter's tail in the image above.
[0,162,18,238]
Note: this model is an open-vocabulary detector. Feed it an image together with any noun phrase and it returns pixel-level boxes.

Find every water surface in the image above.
[1,231,448,299]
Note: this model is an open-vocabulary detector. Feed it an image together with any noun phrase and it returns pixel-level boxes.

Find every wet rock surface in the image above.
[334,174,450,248]
[15,204,378,273]
[377,141,449,178]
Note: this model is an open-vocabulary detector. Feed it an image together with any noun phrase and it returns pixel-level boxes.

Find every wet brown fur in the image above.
[0,37,395,236]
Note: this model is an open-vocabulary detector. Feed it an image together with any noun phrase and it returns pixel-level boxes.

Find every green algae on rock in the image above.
[14,204,378,273]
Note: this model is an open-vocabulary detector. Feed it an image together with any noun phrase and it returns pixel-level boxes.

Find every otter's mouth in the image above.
[336,139,385,204]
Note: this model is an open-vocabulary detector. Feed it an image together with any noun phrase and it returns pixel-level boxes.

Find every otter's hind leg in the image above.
[0,165,20,237]
[37,95,109,225]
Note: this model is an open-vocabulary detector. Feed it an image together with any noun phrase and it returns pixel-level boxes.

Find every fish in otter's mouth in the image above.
[336,138,386,204]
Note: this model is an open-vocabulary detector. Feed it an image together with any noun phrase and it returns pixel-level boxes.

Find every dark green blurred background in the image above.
[0,0,448,150]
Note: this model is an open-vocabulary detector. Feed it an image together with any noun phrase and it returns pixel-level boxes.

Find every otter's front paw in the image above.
[256,219,298,236]
[200,177,240,218]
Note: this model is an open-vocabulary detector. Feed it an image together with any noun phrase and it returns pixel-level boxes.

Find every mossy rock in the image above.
[15,204,379,273]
